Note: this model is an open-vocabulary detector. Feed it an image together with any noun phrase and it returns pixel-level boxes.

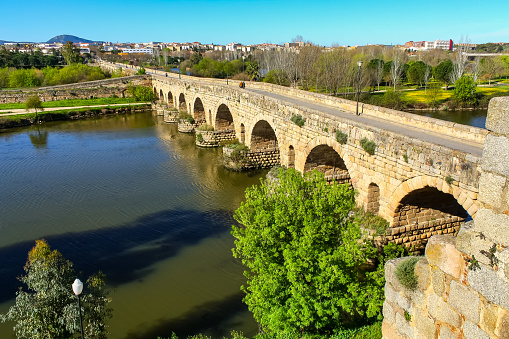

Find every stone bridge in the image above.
[99,61,487,253]
[147,71,487,253]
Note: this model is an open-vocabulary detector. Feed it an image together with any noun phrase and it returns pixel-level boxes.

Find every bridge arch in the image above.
[303,144,351,184]
[249,120,281,167]
[288,145,295,169]
[167,91,174,106]
[160,89,164,101]
[367,183,380,214]
[178,93,186,111]
[240,123,245,144]
[386,175,475,253]
[215,104,235,131]
[193,98,206,125]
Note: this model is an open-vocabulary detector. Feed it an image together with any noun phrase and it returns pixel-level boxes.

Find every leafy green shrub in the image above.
[395,257,420,290]
[178,112,195,124]
[336,130,348,144]
[196,133,203,142]
[360,137,376,155]
[135,67,146,75]
[290,114,305,127]
[196,124,214,131]
[403,153,408,163]
[126,84,156,101]
[445,175,454,185]
[351,207,389,235]
[404,311,412,322]
[453,75,477,105]
[382,89,405,110]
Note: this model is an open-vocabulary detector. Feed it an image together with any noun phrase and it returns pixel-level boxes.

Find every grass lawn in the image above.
[0,97,141,110]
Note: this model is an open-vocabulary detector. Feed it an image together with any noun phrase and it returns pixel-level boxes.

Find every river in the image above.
[404,108,488,128]
[0,111,262,338]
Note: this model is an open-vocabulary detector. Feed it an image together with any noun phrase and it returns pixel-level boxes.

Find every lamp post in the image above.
[242,55,246,88]
[356,60,363,116]
[72,279,85,339]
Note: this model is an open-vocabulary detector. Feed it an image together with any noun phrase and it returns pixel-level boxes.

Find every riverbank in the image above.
[0,103,151,131]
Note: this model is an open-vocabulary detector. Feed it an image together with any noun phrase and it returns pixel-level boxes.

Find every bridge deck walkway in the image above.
[245,87,484,157]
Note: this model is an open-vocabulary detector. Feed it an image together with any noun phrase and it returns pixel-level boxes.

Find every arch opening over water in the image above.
[159,89,164,101]
[193,98,206,125]
[215,104,235,131]
[304,145,350,184]
[288,145,295,169]
[167,91,174,106]
[179,93,186,111]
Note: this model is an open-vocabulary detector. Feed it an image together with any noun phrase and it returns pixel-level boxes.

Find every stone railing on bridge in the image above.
[382,97,509,339]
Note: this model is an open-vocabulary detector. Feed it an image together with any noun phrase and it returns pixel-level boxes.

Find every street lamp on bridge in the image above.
[356,60,363,116]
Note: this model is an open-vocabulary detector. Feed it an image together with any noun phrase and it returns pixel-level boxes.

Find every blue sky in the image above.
[1,0,508,46]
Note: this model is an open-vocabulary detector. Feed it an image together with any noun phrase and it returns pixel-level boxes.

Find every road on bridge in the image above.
[244,87,484,157]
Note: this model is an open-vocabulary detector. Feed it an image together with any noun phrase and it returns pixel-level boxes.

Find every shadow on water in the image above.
[124,292,249,339]
[0,208,236,304]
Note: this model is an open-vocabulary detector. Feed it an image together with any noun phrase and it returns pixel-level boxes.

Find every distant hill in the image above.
[46,35,102,44]
[0,40,14,45]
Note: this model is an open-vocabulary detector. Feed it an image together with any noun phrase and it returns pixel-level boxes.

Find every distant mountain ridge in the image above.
[46,35,103,44]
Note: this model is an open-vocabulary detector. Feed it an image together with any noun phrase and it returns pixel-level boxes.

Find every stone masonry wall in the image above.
[382,97,509,339]
[0,75,150,104]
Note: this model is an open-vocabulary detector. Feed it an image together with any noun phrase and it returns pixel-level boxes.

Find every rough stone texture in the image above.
[478,172,507,209]
[448,280,480,323]
[438,326,461,339]
[415,307,436,338]
[431,266,446,296]
[481,300,499,335]
[0,75,150,103]
[383,300,395,325]
[486,96,509,135]
[469,267,509,311]
[428,293,462,328]
[425,235,466,280]
[498,311,509,338]
[473,208,509,249]
[463,321,491,339]
[395,312,414,338]
[481,134,509,177]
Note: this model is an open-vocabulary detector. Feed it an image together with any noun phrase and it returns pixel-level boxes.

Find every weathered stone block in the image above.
[463,320,490,339]
[473,208,509,247]
[486,96,509,135]
[385,258,405,292]
[478,171,507,209]
[383,300,395,324]
[428,293,462,328]
[448,280,480,323]
[396,311,414,338]
[415,307,437,338]
[469,265,509,311]
[415,258,431,291]
[481,300,499,335]
[438,326,460,339]
[425,235,466,280]
[382,320,405,339]
[498,311,509,339]
[481,134,509,177]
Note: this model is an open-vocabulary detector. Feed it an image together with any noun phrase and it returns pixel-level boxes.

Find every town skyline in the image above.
[1,0,509,46]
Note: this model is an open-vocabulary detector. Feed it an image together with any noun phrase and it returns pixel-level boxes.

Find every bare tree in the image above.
[390,49,406,90]
[480,56,505,85]
[297,45,322,90]
[471,57,481,83]
[424,64,432,94]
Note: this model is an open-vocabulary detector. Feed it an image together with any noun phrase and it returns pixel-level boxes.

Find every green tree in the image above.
[453,75,477,105]
[127,84,156,102]
[232,169,388,335]
[25,95,44,122]
[0,239,112,339]
[406,61,427,87]
[136,67,146,75]
[61,41,82,65]
[190,52,203,66]
[433,59,453,89]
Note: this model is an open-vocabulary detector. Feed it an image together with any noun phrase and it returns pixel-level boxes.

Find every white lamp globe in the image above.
[72,279,83,296]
